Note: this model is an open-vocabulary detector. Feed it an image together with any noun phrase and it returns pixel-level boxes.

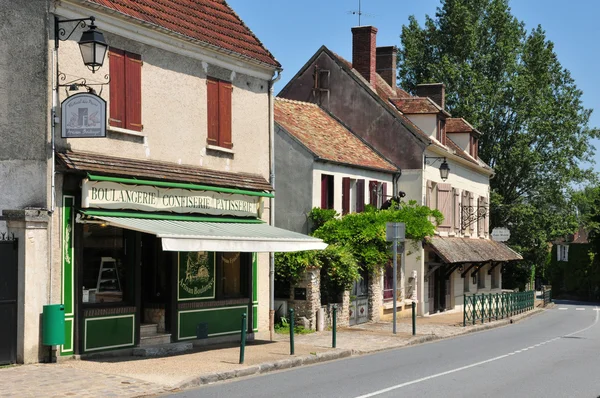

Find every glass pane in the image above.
[221,252,241,297]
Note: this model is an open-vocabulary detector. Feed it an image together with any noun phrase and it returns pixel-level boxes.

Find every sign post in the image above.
[386,222,405,334]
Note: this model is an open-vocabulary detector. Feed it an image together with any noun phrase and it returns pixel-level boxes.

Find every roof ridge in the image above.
[274,97,319,107]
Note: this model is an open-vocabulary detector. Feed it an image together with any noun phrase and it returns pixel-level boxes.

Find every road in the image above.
[169,301,600,398]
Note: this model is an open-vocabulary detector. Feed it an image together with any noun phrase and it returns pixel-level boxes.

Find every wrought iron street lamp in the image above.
[55,16,108,73]
[424,156,451,181]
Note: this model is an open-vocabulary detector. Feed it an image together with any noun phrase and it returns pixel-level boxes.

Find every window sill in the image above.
[108,126,146,137]
[206,144,235,155]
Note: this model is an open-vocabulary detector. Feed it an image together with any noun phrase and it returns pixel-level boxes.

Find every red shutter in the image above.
[356,179,365,212]
[369,181,378,206]
[453,188,461,230]
[124,52,142,131]
[321,175,328,209]
[218,80,233,149]
[206,77,219,146]
[342,177,350,215]
[437,183,452,227]
[108,49,125,128]
[381,183,387,207]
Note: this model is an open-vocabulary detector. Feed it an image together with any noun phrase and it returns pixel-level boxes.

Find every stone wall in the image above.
[289,268,320,329]
[144,307,166,333]
[322,291,350,328]
[368,269,382,322]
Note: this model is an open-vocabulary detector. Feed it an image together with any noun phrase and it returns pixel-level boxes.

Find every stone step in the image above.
[140,333,171,346]
[133,342,193,358]
[140,323,159,337]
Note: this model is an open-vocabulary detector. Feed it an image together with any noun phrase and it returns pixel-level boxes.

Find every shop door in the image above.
[0,236,18,365]
[434,267,447,312]
[349,269,369,326]
[141,234,171,332]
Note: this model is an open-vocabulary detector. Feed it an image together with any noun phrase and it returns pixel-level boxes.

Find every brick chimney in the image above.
[352,26,378,87]
[376,46,397,89]
[416,83,445,109]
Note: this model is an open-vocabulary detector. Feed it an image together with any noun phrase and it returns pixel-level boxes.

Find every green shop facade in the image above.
[57,152,325,356]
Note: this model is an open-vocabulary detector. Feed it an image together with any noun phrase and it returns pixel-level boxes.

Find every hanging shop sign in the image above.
[178,252,215,300]
[61,93,107,138]
[491,227,511,242]
[82,179,262,218]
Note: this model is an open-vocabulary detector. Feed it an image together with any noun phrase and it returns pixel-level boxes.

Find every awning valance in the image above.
[427,236,522,264]
[90,215,327,253]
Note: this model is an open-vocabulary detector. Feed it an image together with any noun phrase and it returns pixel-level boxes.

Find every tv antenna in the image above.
[347,0,375,26]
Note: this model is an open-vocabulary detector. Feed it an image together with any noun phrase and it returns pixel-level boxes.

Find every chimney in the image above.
[416,83,445,109]
[352,26,378,87]
[376,46,397,89]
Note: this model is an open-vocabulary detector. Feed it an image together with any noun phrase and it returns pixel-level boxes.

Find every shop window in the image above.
[321,174,334,209]
[109,48,142,131]
[207,77,233,149]
[478,267,486,289]
[81,224,132,305]
[217,252,249,299]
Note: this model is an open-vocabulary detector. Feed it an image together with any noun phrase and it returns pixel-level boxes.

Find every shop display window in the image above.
[81,224,131,304]
[218,252,249,299]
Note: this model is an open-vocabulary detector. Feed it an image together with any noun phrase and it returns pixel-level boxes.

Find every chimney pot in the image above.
[416,83,445,109]
[376,46,397,89]
[351,26,378,87]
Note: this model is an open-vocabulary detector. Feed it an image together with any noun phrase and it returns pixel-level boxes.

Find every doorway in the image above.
[0,237,17,364]
[141,234,172,334]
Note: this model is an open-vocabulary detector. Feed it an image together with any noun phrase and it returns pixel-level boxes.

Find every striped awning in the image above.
[91,216,327,253]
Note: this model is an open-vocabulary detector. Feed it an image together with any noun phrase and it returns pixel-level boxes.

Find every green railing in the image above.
[542,288,552,307]
[463,291,535,326]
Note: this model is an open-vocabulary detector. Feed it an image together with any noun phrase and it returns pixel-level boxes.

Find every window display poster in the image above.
[178,252,215,300]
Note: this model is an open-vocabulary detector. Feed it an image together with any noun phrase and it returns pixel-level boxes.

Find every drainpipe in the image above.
[268,69,282,341]
[392,170,402,201]
[48,31,59,304]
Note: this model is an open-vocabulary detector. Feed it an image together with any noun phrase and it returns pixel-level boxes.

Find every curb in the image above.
[176,307,547,390]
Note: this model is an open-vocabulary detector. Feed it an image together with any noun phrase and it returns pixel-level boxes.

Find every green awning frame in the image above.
[80,210,265,224]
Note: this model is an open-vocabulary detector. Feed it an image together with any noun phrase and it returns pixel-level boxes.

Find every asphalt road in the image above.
[170,301,600,398]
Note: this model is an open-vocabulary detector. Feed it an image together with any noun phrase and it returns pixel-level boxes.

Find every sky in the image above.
[227,0,600,171]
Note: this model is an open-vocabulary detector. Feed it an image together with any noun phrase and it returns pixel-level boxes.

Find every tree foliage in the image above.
[398,0,599,287]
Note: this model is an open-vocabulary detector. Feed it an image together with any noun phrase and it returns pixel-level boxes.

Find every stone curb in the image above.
[175,307,547,390]
[176,349,352,389]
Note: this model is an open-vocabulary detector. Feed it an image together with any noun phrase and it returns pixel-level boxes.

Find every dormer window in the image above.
[470,135,479,158]
[437,117,446,145]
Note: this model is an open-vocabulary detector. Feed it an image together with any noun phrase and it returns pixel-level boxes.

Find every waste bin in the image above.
[42,304,65,346]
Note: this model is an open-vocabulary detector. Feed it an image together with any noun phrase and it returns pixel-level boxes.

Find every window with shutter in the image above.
[380,183,387,207]
[342,177,351,215]
[321,174,334,209]
[483,196,489,235]
[437,183,452,227]
[453,188,461,231]
[356,179,365,212]
[109,48,142,132]
[369,181,378,206]
[478,197,485,236]
[206,77,233,149]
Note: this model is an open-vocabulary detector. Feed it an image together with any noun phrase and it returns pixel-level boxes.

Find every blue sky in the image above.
[227,0,600,171]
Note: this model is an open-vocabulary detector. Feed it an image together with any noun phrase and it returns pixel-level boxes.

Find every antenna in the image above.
[347,0,375,26]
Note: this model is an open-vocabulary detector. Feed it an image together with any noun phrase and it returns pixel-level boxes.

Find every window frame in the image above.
[215,252,251,300]
[206,76,233,149]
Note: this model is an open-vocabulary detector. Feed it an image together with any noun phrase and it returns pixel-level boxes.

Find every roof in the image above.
[447,118,482,136]
[390,97,443,114]
[83,0,280,67]
[56,150,273,192]
[274,98,397,172]
[428,236,523,263]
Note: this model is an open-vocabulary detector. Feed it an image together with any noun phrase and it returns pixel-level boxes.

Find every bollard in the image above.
[239,313,247,364]
[332,305,337,348]
[412,301,416,336]
[289,308,295,355]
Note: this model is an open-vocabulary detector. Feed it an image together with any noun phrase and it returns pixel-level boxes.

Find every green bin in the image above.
[43,304,65,346]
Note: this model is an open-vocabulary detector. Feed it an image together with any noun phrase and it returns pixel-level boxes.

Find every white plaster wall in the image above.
[448,132,470,154]
[398,169,423,204]
[312,163,394,214]
[406,114,437,139]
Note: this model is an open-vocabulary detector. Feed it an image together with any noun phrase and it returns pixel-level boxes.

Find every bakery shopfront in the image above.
[57,151,326,356]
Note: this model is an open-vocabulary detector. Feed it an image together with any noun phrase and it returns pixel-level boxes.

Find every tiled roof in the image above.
[428,236,523,264]
[390,97,441,114]
[274,98,397,172]
[446,117,481,136]
[56,150,273,191]
[83,0,280,67]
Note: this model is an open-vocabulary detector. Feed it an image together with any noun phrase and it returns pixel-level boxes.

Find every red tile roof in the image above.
[274,98,397,172]
[83,0,280,67]
[390,97,441,114]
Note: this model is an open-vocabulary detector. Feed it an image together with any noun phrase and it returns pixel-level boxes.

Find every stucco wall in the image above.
[274,125,314,234]
[448,132,470,154]
[407,114,437,139]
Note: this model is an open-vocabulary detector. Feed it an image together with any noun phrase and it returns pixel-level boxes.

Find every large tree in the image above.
[398,0,599,288]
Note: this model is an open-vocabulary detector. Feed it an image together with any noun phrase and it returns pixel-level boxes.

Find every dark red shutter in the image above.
[218,81,233,149]
[206,77,219,146]
[381,183,387,206]
[369,181,378,206]
[321,175,328,209]
[356,179,365,212]
[108,48,125,128]
[124,52,142,131]
[342,177,350,215]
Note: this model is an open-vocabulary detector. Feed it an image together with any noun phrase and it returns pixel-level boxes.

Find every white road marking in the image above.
[576,308,585,311]
[354,307,599,398]
[558,308,568,310]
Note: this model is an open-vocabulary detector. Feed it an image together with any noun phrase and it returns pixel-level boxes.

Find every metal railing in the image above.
[463,291,535,326]
[542,287,552,307]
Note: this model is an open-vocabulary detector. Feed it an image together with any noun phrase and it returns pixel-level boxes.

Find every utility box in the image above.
[42,304,65,346]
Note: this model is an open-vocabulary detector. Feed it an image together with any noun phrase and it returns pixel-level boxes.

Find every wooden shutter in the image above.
[124,52,142,131]
[381,183,387,207]
[453,188,461,230]
[437,183,452,227]
[484,196,489,235]
[108,48,125,128]
[478,197,485,235]
[206,77,219,146]
[356,179,365,212]
[218,80,233,149]
[342,177,351,215]
[369,181,378,206]
[321,175,329,209]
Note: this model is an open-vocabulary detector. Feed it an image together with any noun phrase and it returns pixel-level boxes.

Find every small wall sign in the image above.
[491,227,511,242]
[61,93,106,138]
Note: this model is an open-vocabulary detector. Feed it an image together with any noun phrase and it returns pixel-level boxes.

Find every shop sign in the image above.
[82,180,262,218]
[61,93,107,138]
[491,227,511,242]
[178,252,215,300]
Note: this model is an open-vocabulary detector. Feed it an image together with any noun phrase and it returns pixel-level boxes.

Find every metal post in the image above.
[289,308,295,355]
[239,313,247,364]
[412,301,416,335]
[463,295,467,327]
[332,305,337,348]
[393,239,398,334]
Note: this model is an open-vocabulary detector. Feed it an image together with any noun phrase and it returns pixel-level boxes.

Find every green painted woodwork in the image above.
[178,306,247,340]
[61,318,74,354]
[61,196,75,356]
[87,174,274,198]
[178,252,216,300]
[84,315,135,352]
[252,253,258,302]
[463,291,535,326]
[253,305,258,331]
[81,210,264,223]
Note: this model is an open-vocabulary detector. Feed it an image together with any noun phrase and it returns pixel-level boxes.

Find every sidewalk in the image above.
[0,307,545,397]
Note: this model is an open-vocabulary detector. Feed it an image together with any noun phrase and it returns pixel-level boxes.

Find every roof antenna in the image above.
[347,0,374,26]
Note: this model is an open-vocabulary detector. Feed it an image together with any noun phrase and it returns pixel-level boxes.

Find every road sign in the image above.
[491,227,510,242]
[386,222,405,242]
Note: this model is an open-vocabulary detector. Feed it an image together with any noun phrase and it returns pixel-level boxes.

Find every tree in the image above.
[398,0,599,288]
